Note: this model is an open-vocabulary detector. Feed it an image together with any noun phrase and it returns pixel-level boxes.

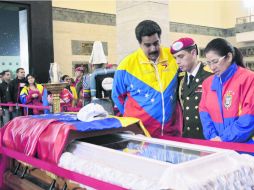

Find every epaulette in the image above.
[178,72,186,77]
[203,64,213,73]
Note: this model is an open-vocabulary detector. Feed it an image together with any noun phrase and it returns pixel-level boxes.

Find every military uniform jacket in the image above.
[179,63,212,139]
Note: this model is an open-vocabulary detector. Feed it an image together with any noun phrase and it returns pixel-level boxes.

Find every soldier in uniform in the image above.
[170,37,212,139]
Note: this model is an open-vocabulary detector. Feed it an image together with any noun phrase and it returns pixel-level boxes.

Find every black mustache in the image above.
[149,51,159,56]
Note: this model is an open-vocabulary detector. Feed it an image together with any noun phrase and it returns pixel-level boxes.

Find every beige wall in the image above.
[169,1,224,28]
[52,0,116,14]
[170,0,250,28]
[53,0,251,28]
[222,0,248,28]
[53,21,116,76]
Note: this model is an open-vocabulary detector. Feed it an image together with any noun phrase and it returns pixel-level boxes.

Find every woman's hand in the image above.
[32,93,39,98]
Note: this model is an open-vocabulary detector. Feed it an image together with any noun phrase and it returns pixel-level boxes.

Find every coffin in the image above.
[60,133,254,189]
[1,113,254,190]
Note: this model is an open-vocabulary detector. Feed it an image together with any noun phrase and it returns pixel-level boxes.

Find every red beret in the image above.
[75,66,84,72]
[170,37,196,54]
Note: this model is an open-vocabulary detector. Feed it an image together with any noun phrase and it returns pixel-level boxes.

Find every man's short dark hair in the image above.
[184,45,198,55]
[16,68,24,73]
[135,20,161,44]
[2,70,11,76]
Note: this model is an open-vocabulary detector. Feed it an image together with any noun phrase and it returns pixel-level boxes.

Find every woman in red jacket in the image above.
[199,38,254,143]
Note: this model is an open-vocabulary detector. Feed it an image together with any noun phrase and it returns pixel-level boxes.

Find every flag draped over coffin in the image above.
[1,113,148,163]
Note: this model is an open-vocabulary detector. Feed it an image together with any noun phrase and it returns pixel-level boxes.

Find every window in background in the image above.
[0,2,29,76]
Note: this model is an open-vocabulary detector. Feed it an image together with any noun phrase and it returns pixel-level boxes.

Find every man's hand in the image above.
[210,136,222,142]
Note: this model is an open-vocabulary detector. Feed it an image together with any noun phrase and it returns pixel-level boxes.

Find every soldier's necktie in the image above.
[188,75,194,87]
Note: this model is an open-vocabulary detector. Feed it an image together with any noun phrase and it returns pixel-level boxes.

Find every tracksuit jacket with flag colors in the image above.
[199,63,254,143]
[112,47,182,137]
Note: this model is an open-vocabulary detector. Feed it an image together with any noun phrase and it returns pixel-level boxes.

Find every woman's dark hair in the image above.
[135,20,161,44]
[204,38,245,68]
[61,75,69,81]
[25,74,36,86]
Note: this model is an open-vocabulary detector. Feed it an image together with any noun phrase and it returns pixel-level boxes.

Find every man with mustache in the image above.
[112,20,182,138]
[170,37,212,139]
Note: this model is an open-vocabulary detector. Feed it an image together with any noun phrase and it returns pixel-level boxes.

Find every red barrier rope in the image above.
[160,136,254,153]
[0,103,50,110]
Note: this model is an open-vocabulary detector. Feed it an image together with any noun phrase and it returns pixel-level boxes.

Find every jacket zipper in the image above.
[152,63,165,136]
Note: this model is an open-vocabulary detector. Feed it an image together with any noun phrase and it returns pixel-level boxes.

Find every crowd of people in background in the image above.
[1,20,254,146]
[0,60,116,126]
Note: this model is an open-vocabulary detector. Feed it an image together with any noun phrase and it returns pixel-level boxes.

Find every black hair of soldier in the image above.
[181,44,199,56]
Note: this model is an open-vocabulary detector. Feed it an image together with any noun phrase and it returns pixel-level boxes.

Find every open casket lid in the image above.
[60,133,254,190]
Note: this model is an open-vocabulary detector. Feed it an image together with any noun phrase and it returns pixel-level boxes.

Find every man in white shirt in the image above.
[171,37,212,139]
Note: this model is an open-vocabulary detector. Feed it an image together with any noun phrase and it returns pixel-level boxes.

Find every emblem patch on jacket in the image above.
[224,90,233,110]
[162,63,168,68]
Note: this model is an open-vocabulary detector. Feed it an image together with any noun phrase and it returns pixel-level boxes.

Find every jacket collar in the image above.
[211,63,237,90]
